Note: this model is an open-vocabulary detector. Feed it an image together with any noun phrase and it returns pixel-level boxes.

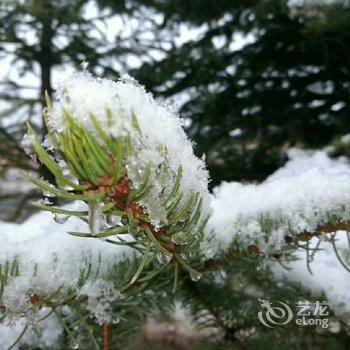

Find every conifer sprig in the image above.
[26,93,208,290]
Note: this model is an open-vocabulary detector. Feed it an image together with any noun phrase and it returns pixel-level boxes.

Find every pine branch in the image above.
[201,220,350,274]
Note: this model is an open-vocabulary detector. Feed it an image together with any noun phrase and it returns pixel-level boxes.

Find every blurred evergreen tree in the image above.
[134,0,350,186]
[0,0,163,218]
[0,0,159,172]
[1,0,350,186]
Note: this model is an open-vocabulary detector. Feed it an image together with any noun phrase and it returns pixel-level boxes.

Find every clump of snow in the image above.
[143,302,218,343]
[340,134,350,144]
[21,133,36,157]
[272,232,350,317]
[48,71,211,227]
[0,311,63,350]
[0,203,133,321]
[268,148,350,181]
[78,280,121,325]
[208,150,350,252]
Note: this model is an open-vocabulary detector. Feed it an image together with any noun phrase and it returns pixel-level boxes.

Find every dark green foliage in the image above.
[53,257,176,350]
[0,0,161,218]
[134,0,350,186]
[2,0,350,185]
[179,257,350,350]
[0,0,158,175]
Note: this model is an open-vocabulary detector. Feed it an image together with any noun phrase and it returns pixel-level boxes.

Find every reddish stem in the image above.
[103,323,110,350]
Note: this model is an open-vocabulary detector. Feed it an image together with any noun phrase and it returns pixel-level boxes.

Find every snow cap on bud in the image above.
[46,71,211,228]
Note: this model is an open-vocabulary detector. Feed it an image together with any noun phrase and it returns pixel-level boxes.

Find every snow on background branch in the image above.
[209,149,350,251]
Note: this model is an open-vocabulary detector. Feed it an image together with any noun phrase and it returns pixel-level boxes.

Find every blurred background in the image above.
[0,0,350,222]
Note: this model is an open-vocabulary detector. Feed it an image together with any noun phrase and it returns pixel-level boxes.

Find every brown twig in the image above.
[103,323,110,350]
[184,279,248,350]
[201,220,350,272]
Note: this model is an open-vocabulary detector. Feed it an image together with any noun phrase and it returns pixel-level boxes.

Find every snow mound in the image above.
[0,204,132,318]
[209,150,350,251]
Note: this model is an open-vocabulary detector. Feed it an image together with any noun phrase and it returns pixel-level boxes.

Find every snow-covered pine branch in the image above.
[1,71,350,347]
[208,149,350,254]
[1,71,214,343]
[0,207,132,322]
[24,71,212,277]
[208,149,350,322]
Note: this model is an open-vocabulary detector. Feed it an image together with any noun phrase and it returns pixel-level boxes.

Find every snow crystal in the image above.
[81,61,89,70]
[47,71,211,228]
[208,150,350,252]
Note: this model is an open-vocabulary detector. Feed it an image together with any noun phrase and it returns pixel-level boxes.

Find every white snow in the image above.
[273,232,350,317]
[208,147,350,317]
[46,71,211,229]
[0,311,63,350]
[3,56,350,342]
[268,148,350,181]
[0,203,133,320]
[268,150,350,317]
[78,279,121,325]
[208,149,350,251]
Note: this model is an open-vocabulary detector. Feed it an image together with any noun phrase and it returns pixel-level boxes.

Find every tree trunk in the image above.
[38,0,57,196]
